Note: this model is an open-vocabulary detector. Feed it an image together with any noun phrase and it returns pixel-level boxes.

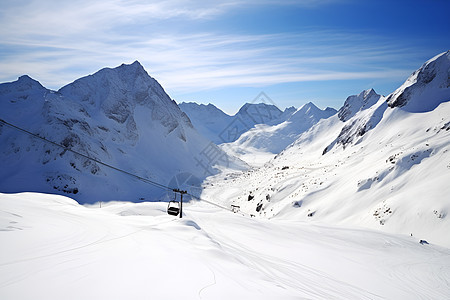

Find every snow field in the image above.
[1,192,450,299]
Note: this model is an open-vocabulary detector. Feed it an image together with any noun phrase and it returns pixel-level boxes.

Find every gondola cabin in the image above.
[167,201,180,216]
[167,188,186,218]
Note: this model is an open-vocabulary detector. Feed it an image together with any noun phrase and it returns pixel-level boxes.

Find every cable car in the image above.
[167,200,180,216]
[167,189,186,217]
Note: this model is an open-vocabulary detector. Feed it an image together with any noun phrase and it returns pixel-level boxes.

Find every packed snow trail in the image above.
[187,203,450,299]
[1,193,450,299]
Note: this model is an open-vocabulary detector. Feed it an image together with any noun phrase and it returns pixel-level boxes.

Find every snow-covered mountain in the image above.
[202,50,450,247]
[0,61,243,204]
[180,102,295,144]
[178,102,233,144]
[386,51,450,112]
[337,88,381,122]
[221,102,336,166]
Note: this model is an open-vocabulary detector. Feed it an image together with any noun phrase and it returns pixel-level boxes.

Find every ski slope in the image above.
[1,192,449,299]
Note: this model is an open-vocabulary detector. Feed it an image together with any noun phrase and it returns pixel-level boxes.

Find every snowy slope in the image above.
[0,62,244,204]
[180,102,295,144]
[202,51,450,247]
[1,192,450,300]
[221,103,336,166]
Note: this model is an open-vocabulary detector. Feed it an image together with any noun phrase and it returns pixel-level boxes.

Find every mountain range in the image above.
[220,102,336,166]
[179,101,296,144]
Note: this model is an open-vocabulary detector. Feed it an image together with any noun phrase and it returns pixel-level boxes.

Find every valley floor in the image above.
[1,192,449,299]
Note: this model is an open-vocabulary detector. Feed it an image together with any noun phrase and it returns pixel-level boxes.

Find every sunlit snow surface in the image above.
[213,52,450,248]
[1,192,449,299]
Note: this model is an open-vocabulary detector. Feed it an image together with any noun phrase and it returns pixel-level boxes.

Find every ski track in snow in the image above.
[3,193,449,299]
[188,204,450,299]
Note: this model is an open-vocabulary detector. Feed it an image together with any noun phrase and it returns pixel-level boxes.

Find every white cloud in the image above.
[0,0,345,37]
[0,0,422,92]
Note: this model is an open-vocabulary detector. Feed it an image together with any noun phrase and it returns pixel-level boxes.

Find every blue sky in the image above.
[0,0,449,114]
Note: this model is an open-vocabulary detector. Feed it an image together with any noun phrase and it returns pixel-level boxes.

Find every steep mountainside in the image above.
[0,62,243,203]
[386,51,450,112]
[202,51,450,247]
[178,102,233,144]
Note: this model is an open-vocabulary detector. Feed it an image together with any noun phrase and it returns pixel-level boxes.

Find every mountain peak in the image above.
[18,74,33,81]
[239,102,269,109]
[288,101,335,123]
[303,101,318,109]
[16,75,46,89]
[115,60,148,76]
[338,88,381,122]
[120,60,144,69]
[295,102,319,116]
[386,50,450,112]
[362,88,377,98]
[0,75,47,100]
[237,102,282,116]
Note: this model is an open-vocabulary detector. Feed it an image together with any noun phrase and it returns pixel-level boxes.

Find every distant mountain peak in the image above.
[302,102,318,110]
[15,75,46,90]
[238,102,278,113]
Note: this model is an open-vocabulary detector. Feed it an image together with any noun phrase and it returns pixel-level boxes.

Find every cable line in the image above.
[0,118,170,191]
[191,196,231,211]
[0,118,232,213]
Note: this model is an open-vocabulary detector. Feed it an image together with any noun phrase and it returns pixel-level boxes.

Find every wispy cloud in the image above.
[0,0,340,35]
[0,0,424,92]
